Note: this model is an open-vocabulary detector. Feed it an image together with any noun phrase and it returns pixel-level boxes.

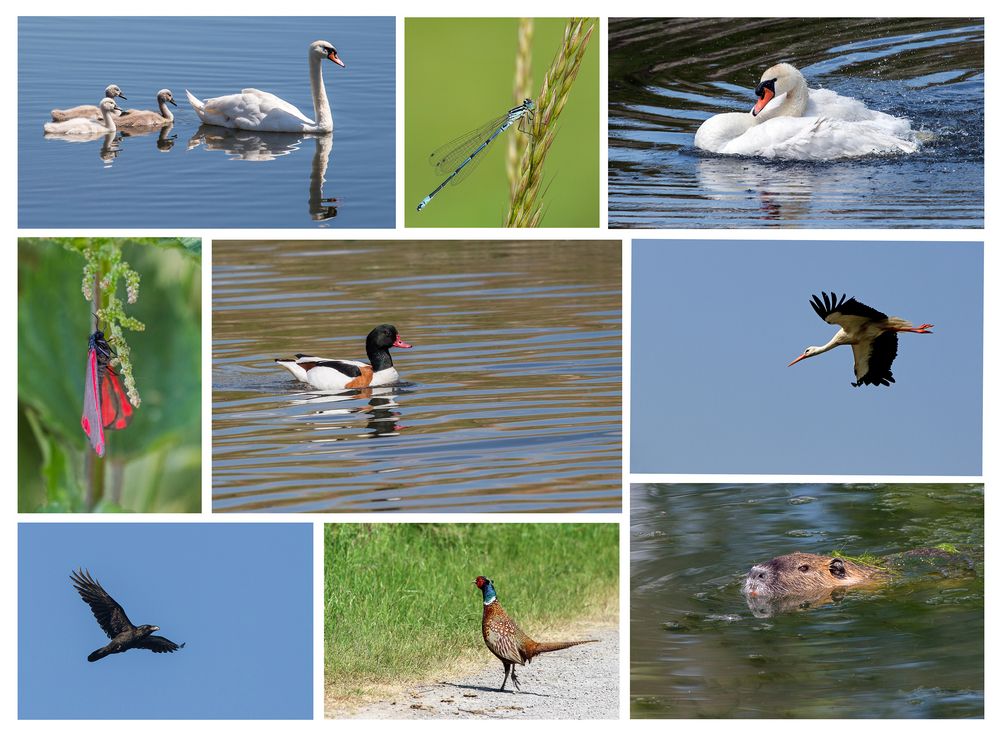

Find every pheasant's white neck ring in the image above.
[483,595,496,605]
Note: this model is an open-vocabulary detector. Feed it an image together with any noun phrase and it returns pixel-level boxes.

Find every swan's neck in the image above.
[770,72,809,119]
[780,82,808,118]
[159,99,174,122]
[102,109,117,133]
[309,52,333,133]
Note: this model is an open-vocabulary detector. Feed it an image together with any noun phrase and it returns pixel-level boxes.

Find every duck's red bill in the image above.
[393,336,412,349]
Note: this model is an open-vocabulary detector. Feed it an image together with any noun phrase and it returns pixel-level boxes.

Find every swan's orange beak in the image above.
[328,51,346,68]
[788,353,808,367]
[752,86,774,117]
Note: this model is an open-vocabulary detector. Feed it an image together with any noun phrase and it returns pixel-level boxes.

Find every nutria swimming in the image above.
[743,552,887,599]
[743,551,890,617]
[741,548,972,617]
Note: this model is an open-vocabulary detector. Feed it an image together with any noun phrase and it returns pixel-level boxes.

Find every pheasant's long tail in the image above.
[529,639,598,655]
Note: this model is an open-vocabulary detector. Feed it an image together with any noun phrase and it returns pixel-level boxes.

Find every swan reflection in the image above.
[43,130,121,165]
[695,156,880,223]
[187,125,338,220]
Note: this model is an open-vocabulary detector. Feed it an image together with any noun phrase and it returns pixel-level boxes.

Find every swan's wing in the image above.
[195,89,316,131]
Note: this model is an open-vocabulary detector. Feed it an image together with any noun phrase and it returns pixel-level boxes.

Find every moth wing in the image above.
[100,368,134,431]
[80,348,106,457]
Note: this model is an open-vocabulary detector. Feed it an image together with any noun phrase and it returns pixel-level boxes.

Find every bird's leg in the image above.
[500,661,511,692]
[898,324,934,334]
[510,665,521,691]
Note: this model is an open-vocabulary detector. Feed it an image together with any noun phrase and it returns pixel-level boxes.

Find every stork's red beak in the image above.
[393,335,412,349]
[328,51,346,67]
[788,353,808,367]
[752,86,774,117]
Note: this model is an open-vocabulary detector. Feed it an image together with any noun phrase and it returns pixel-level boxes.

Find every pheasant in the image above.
[475,575,596,691]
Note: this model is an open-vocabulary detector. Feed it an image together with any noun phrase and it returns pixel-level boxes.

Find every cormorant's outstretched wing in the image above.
[132,636,186,654]
[70,569,134,638]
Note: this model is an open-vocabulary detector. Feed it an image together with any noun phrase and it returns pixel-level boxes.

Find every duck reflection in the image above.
[284,386,405,439]
[187,125,338,220]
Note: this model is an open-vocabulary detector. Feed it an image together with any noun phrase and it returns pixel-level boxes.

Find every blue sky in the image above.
[19,523,313,719]
[632,239,982,475]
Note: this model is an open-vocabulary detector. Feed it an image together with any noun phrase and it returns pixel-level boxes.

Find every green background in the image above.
[18,239,202,513]
[405,18,599,228]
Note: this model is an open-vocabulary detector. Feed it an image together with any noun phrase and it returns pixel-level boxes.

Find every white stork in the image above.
[788,292,933,387]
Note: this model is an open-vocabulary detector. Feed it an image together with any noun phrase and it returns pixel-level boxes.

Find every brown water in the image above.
[212,240,621,512]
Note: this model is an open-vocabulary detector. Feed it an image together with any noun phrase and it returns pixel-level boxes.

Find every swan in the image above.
[43,98,121,135]
[186,40,345,133]
[115,89,177,128]
[51,84,126,122]
[694,63,919,160]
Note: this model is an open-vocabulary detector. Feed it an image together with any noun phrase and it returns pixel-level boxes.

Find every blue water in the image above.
[19,17,395,228]
[608,18,984,228]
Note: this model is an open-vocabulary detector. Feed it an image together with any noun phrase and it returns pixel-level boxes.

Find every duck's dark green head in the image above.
[474,575,497,604]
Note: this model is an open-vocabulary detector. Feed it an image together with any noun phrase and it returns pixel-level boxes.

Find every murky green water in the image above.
[631,484,983,718]
[213,241,621,512]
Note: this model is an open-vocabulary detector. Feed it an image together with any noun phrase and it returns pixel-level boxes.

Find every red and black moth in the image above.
[80,330,135,457]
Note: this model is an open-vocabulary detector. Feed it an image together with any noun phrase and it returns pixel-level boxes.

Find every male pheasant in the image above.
[475,575,596,691]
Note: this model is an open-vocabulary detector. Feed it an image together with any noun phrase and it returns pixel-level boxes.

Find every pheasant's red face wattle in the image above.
[474,576,487,588]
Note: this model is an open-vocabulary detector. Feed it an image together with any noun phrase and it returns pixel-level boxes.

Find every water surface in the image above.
[19,17,394,228]
[631,483,983,718]
[609,18,983,228]
[213,241,621,513]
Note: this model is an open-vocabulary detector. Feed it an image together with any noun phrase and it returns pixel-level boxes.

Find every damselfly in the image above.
[416,98,535,212]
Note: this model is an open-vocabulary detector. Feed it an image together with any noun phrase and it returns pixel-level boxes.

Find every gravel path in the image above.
[340,626,619,719]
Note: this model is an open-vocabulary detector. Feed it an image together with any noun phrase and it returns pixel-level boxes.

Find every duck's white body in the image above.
[116,89,177,128]
[186,40,344,133]
[277,356,400,391]
[275,325,411,392]
[44,98,120,135]
[695,63,918,160]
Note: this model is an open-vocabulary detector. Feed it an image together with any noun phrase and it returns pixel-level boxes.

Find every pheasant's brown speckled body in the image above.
[475,575,596,691]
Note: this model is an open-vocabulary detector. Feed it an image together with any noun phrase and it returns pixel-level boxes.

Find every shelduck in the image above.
[275,324,412,391]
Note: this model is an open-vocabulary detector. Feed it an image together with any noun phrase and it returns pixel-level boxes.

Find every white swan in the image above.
[186,40,345,133]
[116,89,177,128]
[43,98,121,135]
[51,84,126,122]
[694,63,919,160]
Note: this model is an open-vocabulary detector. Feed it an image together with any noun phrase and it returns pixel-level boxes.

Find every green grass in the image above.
[324,523,618,699]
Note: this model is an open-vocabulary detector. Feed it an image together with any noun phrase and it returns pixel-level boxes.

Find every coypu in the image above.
[742,548,973,618]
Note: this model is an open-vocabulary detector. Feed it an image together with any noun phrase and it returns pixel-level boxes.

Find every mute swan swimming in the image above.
[694,63,919,160]
[43,98,121,135]
[116,89,177,128]
[51,85,126,122]
[186,40,345,133]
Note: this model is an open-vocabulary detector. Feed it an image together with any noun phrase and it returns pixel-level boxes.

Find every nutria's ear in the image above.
[829,558,847,579]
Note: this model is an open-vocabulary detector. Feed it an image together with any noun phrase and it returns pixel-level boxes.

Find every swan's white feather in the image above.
[695,65,919,160]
